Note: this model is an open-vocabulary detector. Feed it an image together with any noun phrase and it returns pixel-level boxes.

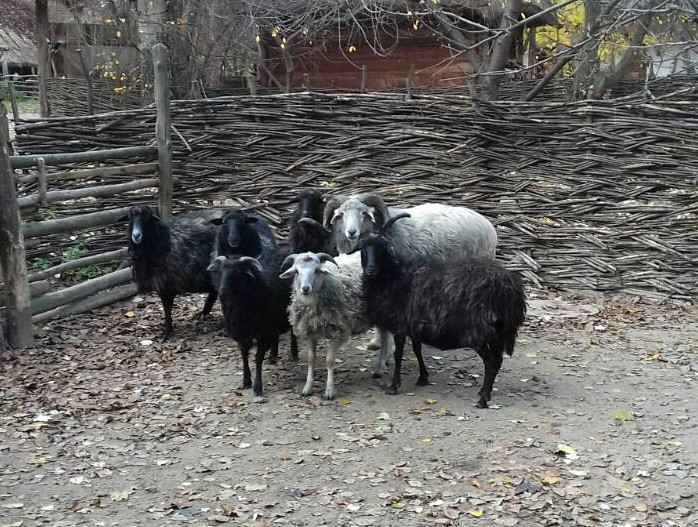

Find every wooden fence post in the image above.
[152,43,173,220]
[36,0,50,118]
[0,107,34,349]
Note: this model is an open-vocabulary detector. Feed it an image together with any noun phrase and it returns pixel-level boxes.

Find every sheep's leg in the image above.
[290,330,299,361]
[252,341,270,397]
[324,339,345,400]
[302,339,317,396]
[412,339,429,386]
[366,327,381,351]
[476,344,503,409]
[387,334,406,395]
[267,336,279,364]
[239,341,253,390]
[159,291,175,341]
[372,327,394,378]
[196,289,217,320]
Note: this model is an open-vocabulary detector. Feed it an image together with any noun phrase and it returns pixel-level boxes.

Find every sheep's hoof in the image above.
[324,391,335,401]
[267,355,279,365]
[372,372,382,379]
[415,376,429,386]
[301,387,313,397]
[160,328,172,342]
[474,398,488,409]
[386,385,399,395]
[253,395,266,404]
[240,380,252,390]
[252,386,263,398]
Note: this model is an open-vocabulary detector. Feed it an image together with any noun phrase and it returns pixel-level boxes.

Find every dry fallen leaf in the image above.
[110,489,132,502]
[467,508,484,517]
[125,311,135,318]
[541,475,562,485]
[338,398,351,406]
[614,408,635,421]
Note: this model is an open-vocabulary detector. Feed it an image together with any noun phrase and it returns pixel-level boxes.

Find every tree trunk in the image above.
[573,0,603,98]
[589,10,654,99]
[481,0,524,101]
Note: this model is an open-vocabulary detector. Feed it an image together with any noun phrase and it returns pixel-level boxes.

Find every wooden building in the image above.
[0,0,36,76]
[258,1,558,91]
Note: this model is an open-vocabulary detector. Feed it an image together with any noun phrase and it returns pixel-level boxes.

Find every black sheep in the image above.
[211,208,277,259]
[210,208,297,362]
[352,231,526,408]
[209,254,295,397]
[123,205,222,339]
[288,189,336,254]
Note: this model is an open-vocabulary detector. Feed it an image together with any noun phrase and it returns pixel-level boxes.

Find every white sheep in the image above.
[280,251,369,400]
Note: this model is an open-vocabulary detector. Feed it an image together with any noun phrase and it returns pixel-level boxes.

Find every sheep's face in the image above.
[294,190,324,220]
[359,237,397,279]
[218,210,258,249]
[279,252,337,295]
[218,256,264,292]
[332,200,377,242]
[127,205,159,245]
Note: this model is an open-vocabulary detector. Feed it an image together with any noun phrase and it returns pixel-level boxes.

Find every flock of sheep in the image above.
[122,191,526,409]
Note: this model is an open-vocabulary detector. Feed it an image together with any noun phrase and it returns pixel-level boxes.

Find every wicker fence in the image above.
[12,90,698,301]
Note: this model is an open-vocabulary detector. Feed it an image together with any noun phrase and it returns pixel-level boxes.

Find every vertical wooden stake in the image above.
[246,73,257,96]
[152,43,173,220]
[0,107,34,349]
[37,158,47,206]
[76,48,94,115]
[360,65,367,93]
[35,0,50,117]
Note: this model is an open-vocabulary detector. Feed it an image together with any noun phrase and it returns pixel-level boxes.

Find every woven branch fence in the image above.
[13,90,698,301]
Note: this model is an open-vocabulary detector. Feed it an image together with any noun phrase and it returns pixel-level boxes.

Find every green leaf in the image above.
[377,411,390,421]
[614,408,635,421]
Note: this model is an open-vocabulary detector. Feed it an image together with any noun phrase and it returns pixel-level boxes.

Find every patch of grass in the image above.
[62,243,88,263]
[38,208,57,220]
[30,257,52,271]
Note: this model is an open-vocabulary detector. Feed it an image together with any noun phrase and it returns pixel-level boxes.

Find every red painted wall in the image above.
[263,33,473,90]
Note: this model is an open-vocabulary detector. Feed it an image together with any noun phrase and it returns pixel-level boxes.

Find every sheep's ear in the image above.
[387,246,399,265]
[117,214,129,222]
[365,207,376,224]
[209,217,224,225]
[207,256,226,273]
[280,254,297,273]
[288,196,299,204]
[246,216,259,224]
[279,266,297,279]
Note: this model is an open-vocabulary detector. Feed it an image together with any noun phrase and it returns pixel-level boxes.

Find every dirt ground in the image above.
[1,289,697,527]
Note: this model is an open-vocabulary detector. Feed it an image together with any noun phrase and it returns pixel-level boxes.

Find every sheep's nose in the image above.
[365,266,377,277]
[301,285,311,294]
[131,232,143,244]
[228,236,240,247]
[347,228,357,238]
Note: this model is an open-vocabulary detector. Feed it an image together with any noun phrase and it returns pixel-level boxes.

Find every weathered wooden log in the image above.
[10,146,157,169]
[16,161,159,185]
[153,43,173,220]
[27,248,128,282]
[0,109,34,348]
[30,267,133,315]
[33,282,138,323]
[0,280,51,308]
[22,206,131,239]
[18,178,159,208]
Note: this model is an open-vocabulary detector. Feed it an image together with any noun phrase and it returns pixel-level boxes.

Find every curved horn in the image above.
[238,256,264,273]
[356,193,390,228]
[323,195,348,227]
[280,254,298,272]
[298,217,332,234]
[317,253,338,266]
[381,212,411,233]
